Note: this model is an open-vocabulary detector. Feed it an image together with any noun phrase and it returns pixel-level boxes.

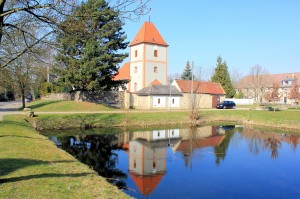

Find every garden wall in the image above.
[42,91,127,109]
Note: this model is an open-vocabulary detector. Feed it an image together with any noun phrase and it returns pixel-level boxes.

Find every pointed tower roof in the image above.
[130,22,168,47]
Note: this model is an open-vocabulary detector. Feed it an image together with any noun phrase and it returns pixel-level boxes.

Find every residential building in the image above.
[237,72,300,104]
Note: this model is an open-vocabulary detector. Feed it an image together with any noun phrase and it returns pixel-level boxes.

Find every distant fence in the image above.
[225,98,254,105]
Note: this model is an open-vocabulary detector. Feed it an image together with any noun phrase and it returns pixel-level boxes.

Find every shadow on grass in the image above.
[0,172,93,184]
[0,134,46,140]
[0,158,88,183]
[27,100,62,110]
[0,120,30,128]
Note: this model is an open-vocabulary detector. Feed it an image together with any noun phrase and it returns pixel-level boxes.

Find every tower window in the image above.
[172,99,175,104]
[134,83,137,92]
[154,50,158,57]
[135,50,138,57]
[134,66,137,73]
[158,98,160,104]
[154,66,158,73]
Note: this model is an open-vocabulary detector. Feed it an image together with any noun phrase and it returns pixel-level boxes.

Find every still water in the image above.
[46,125,300,199]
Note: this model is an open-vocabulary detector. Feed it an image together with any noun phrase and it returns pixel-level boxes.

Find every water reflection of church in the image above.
[117,126,226,196]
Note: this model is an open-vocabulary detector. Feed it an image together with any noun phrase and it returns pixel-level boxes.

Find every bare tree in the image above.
[247,65,270,104]
[264,82,282,111]
[0,0,150,69]
[288,80,300,106]
[230,66,243,87]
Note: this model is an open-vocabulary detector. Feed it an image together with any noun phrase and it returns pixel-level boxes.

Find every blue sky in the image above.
[121,0,300,79]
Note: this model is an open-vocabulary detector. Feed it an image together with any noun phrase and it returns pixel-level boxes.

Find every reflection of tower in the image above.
[128,139,166,196]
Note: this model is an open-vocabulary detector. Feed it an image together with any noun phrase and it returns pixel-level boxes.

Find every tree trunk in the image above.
[21,91,25,109]
[0,0,5,48]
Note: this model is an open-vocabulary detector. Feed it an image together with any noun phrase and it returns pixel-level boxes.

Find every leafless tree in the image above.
[230,66,243,87]
[264,81,282,110]
[0,0,150,70]
[288,80,300,106]
[242,65,270,104]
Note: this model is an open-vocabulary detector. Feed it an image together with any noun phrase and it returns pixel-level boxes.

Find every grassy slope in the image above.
[26,100,113,112]
[30,109,300,131]
[0,115,130,199]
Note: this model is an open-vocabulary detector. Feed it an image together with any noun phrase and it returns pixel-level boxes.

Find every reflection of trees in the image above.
[59,134,127,188]
[263,136,282,159]
[287,135,299,151]
[214,129,234,165]
[183,128,198,169]
[242,128,265,155]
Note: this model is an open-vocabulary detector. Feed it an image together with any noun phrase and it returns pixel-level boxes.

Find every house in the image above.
[173,79,226,109]
[237,72,300,104]
[134,81,182,109]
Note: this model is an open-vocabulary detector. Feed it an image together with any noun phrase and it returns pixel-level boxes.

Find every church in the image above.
[114,21,169,92]
[114,22,225,109]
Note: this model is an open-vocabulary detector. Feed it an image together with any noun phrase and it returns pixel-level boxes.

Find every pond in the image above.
[45,125,300,199]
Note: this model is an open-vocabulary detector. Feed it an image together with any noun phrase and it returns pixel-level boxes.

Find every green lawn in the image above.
[0,115,130,199]
[26,100,114,112]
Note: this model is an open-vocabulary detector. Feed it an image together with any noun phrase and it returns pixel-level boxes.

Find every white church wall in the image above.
[145,62,167,86]
[145,44,167,62]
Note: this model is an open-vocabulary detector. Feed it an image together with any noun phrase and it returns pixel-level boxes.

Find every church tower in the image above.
[114,22,168,93]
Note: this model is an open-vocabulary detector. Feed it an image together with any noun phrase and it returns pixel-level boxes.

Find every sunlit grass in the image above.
[27,100,114,112]
[0,115,129,199]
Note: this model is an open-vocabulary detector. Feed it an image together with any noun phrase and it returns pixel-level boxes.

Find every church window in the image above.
[134,160,136,168]
[172,99,175,104]
[135,50,138,57]
[134,66,137,73]
[154,66,158,73]
[153,161,156,168]
[158,98,160,104]
[154,50,158,57]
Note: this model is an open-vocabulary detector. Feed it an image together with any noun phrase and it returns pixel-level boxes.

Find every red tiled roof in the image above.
[129,22,168,47]
[176,136,225,152]
[175,79,225,95]
[113,62,130,80]
[237,72,300,88]
[150,79,162,85]
[129,173,165,196]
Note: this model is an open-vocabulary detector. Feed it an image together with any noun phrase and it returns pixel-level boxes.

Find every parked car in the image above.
[216,101,236,109]
[25,97,31,103]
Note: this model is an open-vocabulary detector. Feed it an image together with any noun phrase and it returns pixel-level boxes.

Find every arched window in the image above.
[135,50,138,57]
[134,66,137,73]
[158,98,160,104]
[154,66,158,73]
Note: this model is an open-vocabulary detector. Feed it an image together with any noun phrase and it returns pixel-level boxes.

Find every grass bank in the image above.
[29,109,300,131]
[25,100,113,112]
[0,115,130,199]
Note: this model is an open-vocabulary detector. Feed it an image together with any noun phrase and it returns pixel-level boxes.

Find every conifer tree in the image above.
[211,56,236,98]
[181,61,193,80]
[55,0,128,91]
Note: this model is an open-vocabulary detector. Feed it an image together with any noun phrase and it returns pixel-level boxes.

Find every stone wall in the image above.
[71,91,125,108]
[41,91,126,109]
[41,93,71,100]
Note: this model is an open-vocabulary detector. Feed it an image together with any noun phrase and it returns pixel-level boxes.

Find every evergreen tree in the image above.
[211,56,236,98]
[181,61,193,80]
[55,0,129,91]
